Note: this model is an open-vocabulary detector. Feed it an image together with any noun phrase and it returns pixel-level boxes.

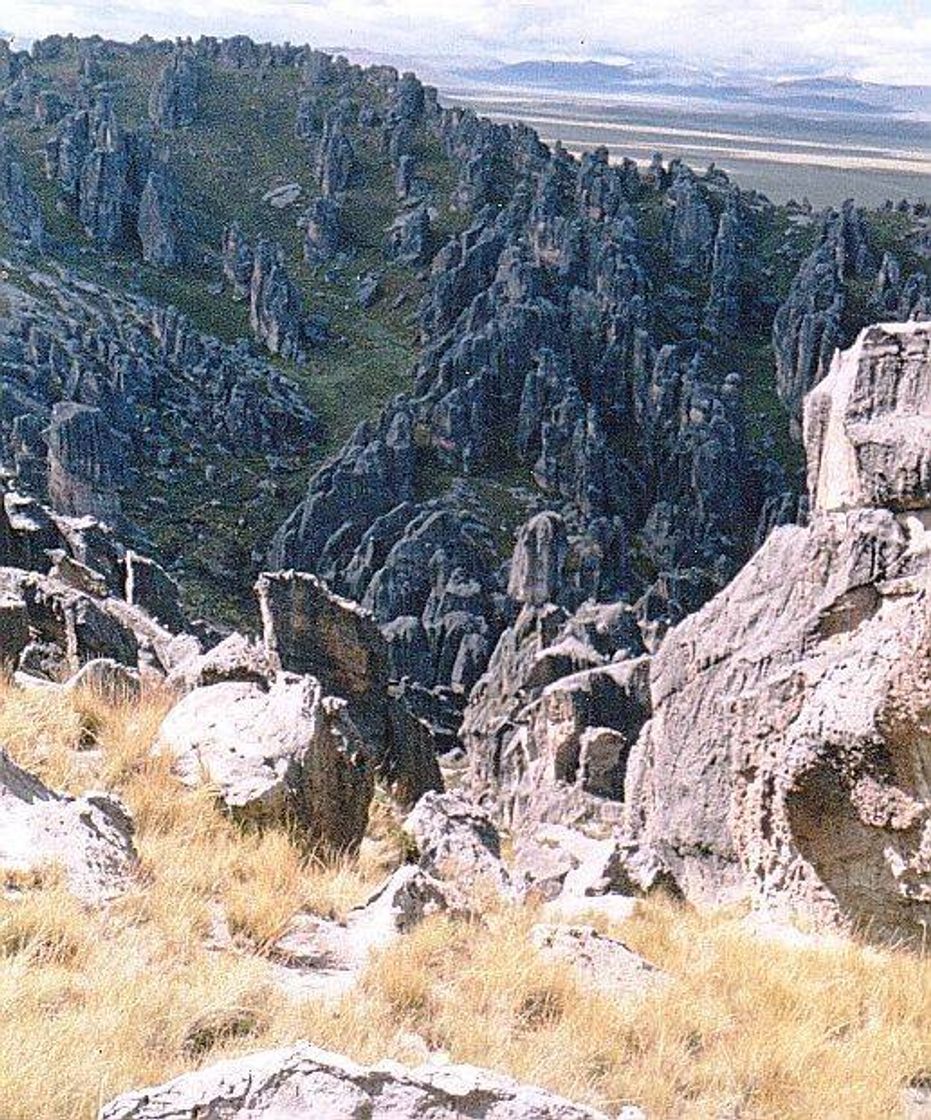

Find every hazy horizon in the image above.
[3,0,931,87]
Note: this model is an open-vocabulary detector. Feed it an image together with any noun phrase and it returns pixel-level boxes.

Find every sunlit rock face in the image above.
[623,321,931,942]
[805,321,931,514]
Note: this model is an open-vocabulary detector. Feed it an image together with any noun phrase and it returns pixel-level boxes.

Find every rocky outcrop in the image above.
[249,238,313,359]
[702,191,741,336]
[0,490,199,680]
[0,749,136,902]
[124,550,185,633]
[403,790,512,902]
[388,203,430,265]
[258,569,389,746]
[46,402,122,522]
[772,202,874,418]
[507,510,568,606]
[137,164,185,266]
[155,672,374,853]
[48,95,150,249]
[623,320,931,941]
[257,569,442,805]
[805,322,931,512]
[0,129,43,243]
[464,518,646,827]
[316,106,356,196]
[99,1042,616,1120]
[301,195,342,263]
[148,49,199,129]
[220,221,253,297]
[530,924,665,998]
[666,165,715,273]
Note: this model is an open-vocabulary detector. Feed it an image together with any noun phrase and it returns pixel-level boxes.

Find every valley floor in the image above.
[2,680,930,1120]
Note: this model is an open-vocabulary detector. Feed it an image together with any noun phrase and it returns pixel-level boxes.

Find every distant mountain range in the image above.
[450,58,931,117]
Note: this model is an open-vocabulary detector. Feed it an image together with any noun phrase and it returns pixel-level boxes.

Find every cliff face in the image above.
[622,320,931,940]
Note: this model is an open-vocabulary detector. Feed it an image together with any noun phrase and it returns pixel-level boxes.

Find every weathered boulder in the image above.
[155,672,374,853]
[0,749,136,902]
[511,822,630,902]
[530,924,666,998]
[403,790,512,902]
[99,1042,615,1120]
[63,657,141,704]
[258,569,443,806]
[269,864,456,1000]
[258,569,389,748]
[124,549,185,633]
[167,631,274,692]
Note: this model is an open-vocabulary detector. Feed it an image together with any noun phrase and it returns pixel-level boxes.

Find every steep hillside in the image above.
[0,33,928,662]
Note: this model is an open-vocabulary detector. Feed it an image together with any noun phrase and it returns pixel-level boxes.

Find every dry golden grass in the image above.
[2,679,931,1118]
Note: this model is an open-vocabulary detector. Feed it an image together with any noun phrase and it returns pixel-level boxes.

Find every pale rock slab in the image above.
[154,672,373,853]
[0,749,136,902]
[99,1041,617,1119]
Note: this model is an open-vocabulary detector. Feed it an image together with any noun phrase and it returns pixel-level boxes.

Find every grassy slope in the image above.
[5,45,928,621]
[1,48,459,621]
[2,682,931,1119]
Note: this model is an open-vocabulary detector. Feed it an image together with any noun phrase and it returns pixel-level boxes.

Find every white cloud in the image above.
[2,0,930,84]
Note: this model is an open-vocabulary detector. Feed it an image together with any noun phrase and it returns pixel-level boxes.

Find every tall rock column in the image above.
[47,402,121,522]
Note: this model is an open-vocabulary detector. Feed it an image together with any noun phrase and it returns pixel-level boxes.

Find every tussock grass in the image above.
[1,680,931,1118]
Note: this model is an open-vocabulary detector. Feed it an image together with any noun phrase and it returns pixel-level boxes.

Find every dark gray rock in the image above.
[249,238,310,359]
[137,163,185,266]
[148,48,199,129]
[47,402,121,523]
[302,196,342,264]
[0,129,43,244]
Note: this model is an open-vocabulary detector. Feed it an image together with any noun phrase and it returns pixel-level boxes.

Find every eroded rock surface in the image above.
[155,672,374,853]
[624,320,931,940]
[0,749,136,902]
[99,1042,615,1120]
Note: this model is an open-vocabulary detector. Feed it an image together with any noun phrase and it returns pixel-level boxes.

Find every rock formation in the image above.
[137,164,185,266]
[155,672,374,852]
[46,402,122,522]
[0,748,136,903]
[249,238,312,359]
[99,1042,615,1120]
[257,569,443,806]
[0,129,43,243]
[623,320,931,941]
[148,48,199,129]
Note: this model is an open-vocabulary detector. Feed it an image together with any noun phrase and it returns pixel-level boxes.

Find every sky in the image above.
[3,0,931,85]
